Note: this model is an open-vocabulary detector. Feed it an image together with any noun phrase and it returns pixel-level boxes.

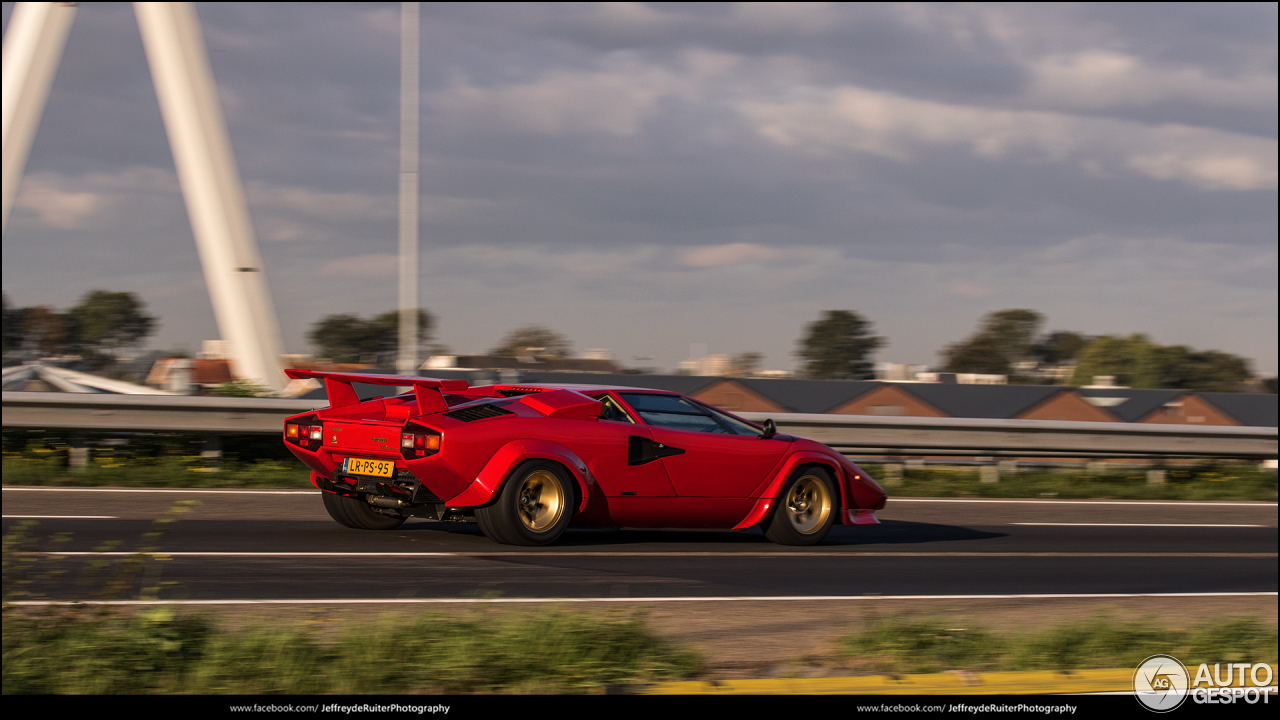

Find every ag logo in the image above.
[1135,654,1189,712]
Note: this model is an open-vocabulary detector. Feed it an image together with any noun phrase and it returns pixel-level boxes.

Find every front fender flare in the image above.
[734,451,849,529]
[444,439,594,512]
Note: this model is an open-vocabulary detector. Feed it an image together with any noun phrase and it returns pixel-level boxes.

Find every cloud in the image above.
[316,253,397,278]
[1026,51,1277,112]
[740,85,1277,190]
[246,182,393,221]
[679,242,783,267]
[949,283,995,298]
[429,50,737,137]
[14,176,102,229]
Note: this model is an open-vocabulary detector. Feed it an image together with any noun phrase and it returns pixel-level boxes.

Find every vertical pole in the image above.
[397,2,421,375]
[2,2,77,233]
[134,2,286,394]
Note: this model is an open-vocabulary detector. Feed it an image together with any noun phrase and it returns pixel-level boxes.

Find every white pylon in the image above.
[135,2,285,394]
[2,2,287,394]
[2,2,76,233]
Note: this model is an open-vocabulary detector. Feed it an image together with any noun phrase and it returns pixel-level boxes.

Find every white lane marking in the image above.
[3,515,118,519]
[891,498,1278,507]
[1,487,313,495]
[1013,522,1264,527]
[7,591,1277,606]
[29,551,1277,558]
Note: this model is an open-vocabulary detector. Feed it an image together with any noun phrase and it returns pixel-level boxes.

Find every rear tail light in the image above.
[285,416,323,449]
[400,428,441,459]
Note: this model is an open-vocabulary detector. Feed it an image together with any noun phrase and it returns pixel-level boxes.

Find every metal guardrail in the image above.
[738,412,1278,459]
[3,391,1276,459]
[1,392,318,434]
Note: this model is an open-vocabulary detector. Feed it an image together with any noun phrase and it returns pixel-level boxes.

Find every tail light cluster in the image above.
[285,415,322,449]
[400,424,441,459]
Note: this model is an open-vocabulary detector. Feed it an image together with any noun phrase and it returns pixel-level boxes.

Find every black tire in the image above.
[320,491,405,530]
[762,467,837,546]
[474,460,574,546]
[321,491,361,528]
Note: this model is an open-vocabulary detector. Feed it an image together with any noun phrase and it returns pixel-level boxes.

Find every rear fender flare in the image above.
[734,452,848,529]
[444,439,594,511]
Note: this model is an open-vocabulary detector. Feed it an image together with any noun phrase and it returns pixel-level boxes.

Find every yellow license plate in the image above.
[343,457,395,478]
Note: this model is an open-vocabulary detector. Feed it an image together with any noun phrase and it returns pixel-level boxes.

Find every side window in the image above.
[618,393,732,434]
[592,393,636,424]
[698,403,763,436]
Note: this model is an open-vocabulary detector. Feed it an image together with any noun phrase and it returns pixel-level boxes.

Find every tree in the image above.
[1069,334,1160,387]
[1070,334,1253,391]
[308,309,434,365]
[3,295,24,358]
[941,333,1009,375]
[17,306,78,356]
[943,309,1044,376]
[1034,331,1090,365]
[795,310,883,380]
[491,326,571,359]
[69,290,156,354]
[729,352,763,377]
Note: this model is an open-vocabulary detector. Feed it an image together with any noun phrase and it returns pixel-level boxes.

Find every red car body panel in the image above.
[449,438,594,511]
[282,369,887,533]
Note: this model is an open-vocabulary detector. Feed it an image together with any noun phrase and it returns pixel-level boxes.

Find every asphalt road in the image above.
[3,487,1275,602]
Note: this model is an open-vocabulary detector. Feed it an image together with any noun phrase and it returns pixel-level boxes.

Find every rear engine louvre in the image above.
[444,403,515,422]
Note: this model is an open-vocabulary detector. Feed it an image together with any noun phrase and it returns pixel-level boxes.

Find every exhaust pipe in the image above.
[368,495,408,509]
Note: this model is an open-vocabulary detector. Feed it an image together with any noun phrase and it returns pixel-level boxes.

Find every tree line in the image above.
[2,290,1267,393]
[797,307,1256,392]
[3,292,156,371]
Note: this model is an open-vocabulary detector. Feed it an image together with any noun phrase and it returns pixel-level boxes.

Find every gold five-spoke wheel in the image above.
[475,460,575,546]
[785,473,832,534]
[516,469,565,531]
[764,467,837,545]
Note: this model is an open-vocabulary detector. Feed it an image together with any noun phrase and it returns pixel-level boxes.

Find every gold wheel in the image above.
[785,474,832,534]
[516,469,565,532]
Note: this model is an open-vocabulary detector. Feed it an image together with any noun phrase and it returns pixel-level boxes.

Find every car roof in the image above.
[490,383,682,394]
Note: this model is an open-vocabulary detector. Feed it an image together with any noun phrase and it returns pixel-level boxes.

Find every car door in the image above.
[616,392,789,498]
[575,392,676,498]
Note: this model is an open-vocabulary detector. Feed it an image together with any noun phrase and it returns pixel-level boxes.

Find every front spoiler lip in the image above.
[847,509,880,525]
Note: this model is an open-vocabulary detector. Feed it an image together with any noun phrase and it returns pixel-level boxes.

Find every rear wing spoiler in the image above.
[285,369,470,414]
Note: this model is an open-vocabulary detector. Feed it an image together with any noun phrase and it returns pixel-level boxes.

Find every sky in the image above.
[2,2,1276,375]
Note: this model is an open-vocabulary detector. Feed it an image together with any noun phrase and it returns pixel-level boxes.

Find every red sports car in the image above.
[282,370,886,546]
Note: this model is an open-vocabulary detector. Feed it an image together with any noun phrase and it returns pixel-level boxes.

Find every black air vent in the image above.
[498,388,543,397]
[445,403,515,422]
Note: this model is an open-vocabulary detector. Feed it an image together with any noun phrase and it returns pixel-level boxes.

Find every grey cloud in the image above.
[2,2,1274,373]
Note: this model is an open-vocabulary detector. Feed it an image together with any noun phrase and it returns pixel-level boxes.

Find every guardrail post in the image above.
[201,434,222,469]
[998,460,1018,477]
[68,433,90,470]
[979,464,999,483]
[1146,458,1166,485]
[880,462,904,487]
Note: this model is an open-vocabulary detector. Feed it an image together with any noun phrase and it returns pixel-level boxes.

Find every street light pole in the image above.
[397,2,420,375]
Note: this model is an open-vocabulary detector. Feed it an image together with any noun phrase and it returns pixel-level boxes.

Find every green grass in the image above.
[874,465,1277,502]
[838,616,1279,674]
[1,455,311,488]
[3,429,309,488]
[1,607,703,694]
[2,508,702,695]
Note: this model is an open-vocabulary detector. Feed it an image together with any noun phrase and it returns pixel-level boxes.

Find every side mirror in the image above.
[759,418,777,439]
